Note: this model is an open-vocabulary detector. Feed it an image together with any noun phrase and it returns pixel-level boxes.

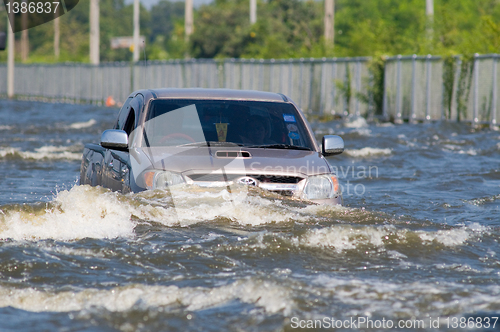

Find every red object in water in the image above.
[106,96,116,107]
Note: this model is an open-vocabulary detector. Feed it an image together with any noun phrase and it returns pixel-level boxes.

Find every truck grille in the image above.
[187,173,303,184]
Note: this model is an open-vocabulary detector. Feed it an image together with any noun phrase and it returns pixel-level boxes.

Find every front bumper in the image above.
[182,171,343,205]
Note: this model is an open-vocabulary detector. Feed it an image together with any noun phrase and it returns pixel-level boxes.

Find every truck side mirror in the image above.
[322,135,344,156]
[0,32,6,51]
[101,129,129,151]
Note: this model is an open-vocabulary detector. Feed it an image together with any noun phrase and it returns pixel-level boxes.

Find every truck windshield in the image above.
[140,99,314,150]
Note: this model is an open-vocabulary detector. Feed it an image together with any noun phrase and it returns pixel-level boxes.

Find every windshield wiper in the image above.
[179,141,245,147]
[245,144,312,151]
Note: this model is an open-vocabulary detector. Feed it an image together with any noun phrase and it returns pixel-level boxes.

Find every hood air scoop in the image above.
[215,151,252,159]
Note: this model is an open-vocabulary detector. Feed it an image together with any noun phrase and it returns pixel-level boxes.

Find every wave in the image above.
[0,185,317,240]
[442,144,478,156]
[465,194,500,206]
[0,186,135,241]
[68,119,97,130]
[0,278,292,315]
[311,275,500,318]
[297,223,487,252]
[0,184,488,246]
[0,184,353,240]
[0,145,82,161]
[344,116,368,128]
[345,147,392,158]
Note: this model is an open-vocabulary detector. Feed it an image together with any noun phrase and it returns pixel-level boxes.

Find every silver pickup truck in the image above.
[79,88,345,204]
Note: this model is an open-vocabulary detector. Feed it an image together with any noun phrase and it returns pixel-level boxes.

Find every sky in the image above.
[124,0,214,9]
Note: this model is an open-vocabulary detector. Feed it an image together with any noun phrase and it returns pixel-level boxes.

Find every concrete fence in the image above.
[0,57,372,118]
[383,53,500,125]
[1,54,499,125]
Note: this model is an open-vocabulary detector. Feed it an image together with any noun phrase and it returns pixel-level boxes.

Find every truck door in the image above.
[103,95,143,191]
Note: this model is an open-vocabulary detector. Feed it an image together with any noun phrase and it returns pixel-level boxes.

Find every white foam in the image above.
[377,122,394,127]
[68,119,97,129]
[0,147,19,158]
[0,145,82,161]
[297,223,486,252]
[443,145,478,156]
[345,147,392,158]
[0,279,292,315]
[312,275,500,318]
[417,228,470,246]
[298,225,397,252]
[354,128,372,136]
[344,116,368,128]
[131,187,311,226]
[0,185,323,240]
[0,186,136,241]
[0,125,13,130]
[458,148,478,156]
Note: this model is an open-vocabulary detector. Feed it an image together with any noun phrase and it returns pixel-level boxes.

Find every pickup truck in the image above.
[79,88,345,205]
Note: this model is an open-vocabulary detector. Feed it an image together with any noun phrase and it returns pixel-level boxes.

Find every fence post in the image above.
[332,59,337,115]
[249,59,255,90]
[239,60,244,90]
[319,58,326,114]
[396,55,402,123]
[270,59,275,92]
[425,55,432,121]
[450,56,461,121]
[279,60,284,93]
[368,68,374,120]
[492,55,498,127]
[259,58,265,91]
[382,57,388,120]
[343,61,349,117]
[410,54,417,122]
[473,53,479,124]
[355,60,361,116]
[308,58,314,114]
[298,58,304,110]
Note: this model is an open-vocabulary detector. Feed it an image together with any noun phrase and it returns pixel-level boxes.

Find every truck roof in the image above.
[135,88,289,103]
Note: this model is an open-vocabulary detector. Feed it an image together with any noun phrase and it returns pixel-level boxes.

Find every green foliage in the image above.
[1,0,500,62]
[442,55,456,119]
[455,55,475,121]
[358,55,386,116]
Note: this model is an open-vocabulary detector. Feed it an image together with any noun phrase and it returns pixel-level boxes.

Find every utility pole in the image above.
[324,0,334,45]
[250,0,257,25]
[185,0,193,41]
[184,0,193,58]
[21,1,29,62]
[90,0,100,65]
[54,16,60,59]
[133,0,140,62]
[7,11,14,98]
[426,0,434,42]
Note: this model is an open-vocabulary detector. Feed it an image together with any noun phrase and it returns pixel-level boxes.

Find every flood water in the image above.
[1,100,500,331]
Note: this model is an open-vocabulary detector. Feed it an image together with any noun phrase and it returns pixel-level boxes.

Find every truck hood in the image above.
[136,146,330,177]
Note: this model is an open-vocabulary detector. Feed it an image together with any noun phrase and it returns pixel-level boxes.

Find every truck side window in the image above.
[114,97,133,130]
[123,110,135,136]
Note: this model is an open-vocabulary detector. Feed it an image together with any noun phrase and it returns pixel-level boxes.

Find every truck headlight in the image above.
[303,175,340,200]
[144,170,185,190]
